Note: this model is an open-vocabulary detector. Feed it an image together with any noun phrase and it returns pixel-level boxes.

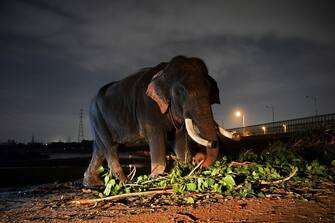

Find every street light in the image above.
[305,96,318,116]
[261,126,266,134]
[282,124,287,133]
[265,105,275,122]
[235,110,245,135]
[235,111,241,117]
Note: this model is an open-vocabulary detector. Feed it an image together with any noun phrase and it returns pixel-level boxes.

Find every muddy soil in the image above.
[1,180,334,223]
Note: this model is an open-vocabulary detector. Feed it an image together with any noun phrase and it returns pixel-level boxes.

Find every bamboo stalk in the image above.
[70,189,173,205]
[260,167,298,185]
[228,161,253,167]
[187,160,204,177]
[140,176,169,185]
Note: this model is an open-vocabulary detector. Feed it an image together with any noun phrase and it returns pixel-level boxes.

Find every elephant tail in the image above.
[89,95,114,151]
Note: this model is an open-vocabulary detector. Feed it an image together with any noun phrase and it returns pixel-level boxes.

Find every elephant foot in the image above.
[149,172,168,181]
[150,163,166,177]
[114,170,126,183]
[83,171,104,188]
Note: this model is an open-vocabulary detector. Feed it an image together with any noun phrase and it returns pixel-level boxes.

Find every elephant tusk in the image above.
[218,127,233,139]
[219,127,240,141]
[185,118,212,147]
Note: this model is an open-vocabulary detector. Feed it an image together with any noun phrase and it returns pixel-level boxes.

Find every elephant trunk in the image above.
[184,100,219,167]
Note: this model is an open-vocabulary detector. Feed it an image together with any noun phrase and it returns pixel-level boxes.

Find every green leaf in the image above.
[207,178,215,186]
[226,167,233,174]
[223,175,235,189]
[97,166,105,173]
[331,160,335,167]
[114,184,121,193]
[210,168,220,176]
[103,183,112,196]
[136,176,143,183]
[178,185,186,193]
[172,184,179,193]
[212,183,222,193]
[197,178,204,191]
[104,175,110,185]
[202,170,212,175]
[108,179,116,187]
[158,180,167,188]
[143,175,149,181]
[185,197,194,204]
[186,183,197,191]
[257,166,264,174]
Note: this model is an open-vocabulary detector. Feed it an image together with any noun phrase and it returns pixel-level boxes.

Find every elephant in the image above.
[83,55,235,187]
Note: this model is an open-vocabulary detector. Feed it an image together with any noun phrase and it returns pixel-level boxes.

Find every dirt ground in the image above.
[1,180,335,223]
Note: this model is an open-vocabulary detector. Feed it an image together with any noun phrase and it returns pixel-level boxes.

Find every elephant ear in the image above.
[208,75,220,104]
[146,70,170,114]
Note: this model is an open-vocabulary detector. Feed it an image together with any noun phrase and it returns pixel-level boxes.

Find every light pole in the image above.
[235,111,245,135]
[265,105,275,122]
[305,96,318,116]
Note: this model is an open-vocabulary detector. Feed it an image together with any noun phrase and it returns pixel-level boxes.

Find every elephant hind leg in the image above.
[83,141,105,188]
[104,143,126,182]
[89,98,126,182]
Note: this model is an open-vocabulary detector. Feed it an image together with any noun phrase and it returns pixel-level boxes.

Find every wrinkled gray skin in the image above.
[83,56,220,187]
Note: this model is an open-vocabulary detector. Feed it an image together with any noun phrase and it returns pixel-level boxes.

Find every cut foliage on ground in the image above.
[72,129,335,206]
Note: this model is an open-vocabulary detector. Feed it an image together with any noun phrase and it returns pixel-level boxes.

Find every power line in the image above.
[305,96,318,116]
[265,105,275,122]
[78,108,84,142]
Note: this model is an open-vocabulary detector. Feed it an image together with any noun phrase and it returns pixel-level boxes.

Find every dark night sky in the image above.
[1,0,334,143]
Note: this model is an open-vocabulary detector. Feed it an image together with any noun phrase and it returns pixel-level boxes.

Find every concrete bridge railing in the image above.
[228,113,335,136]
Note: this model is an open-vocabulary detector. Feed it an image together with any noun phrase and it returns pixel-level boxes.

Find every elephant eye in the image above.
[174,85,186,98]
[176,86,184,94]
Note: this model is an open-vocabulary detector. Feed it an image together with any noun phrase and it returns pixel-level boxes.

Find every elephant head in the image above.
[146,55,222,167]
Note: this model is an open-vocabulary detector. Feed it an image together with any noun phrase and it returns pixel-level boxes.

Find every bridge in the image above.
[228,113,335,136]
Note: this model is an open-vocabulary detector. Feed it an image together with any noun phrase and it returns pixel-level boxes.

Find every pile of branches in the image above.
[72,136,335,205]
[291,128,335,148]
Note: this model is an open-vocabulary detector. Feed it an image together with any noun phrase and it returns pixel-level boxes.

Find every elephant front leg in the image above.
[174,128,192,163]
[148,132,167,176]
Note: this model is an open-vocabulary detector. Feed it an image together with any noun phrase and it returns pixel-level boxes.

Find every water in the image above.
[0,152,150,188]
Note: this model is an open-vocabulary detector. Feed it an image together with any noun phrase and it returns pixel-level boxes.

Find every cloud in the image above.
[0,0,334,141]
